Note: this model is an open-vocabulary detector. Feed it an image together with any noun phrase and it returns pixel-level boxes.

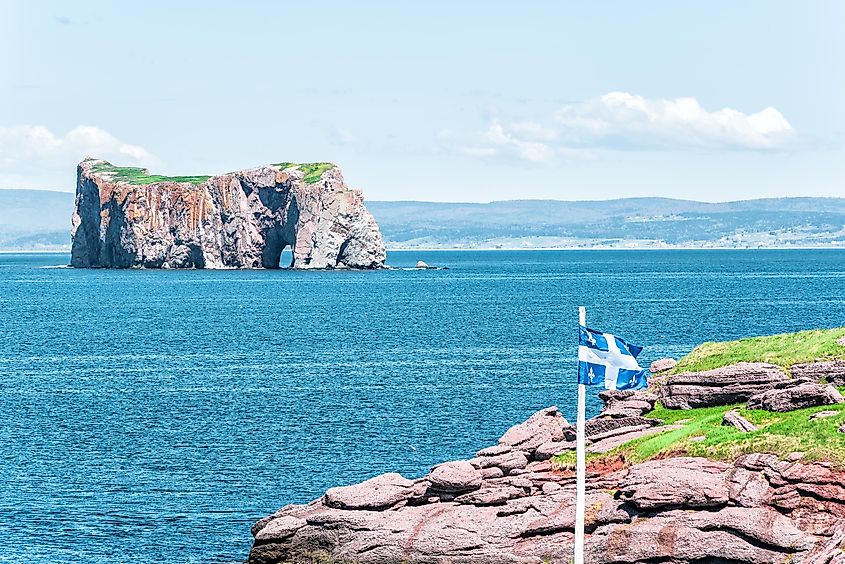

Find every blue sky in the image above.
[1,1,843,202]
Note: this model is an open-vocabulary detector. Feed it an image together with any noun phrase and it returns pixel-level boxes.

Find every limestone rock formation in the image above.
[659,362,789,409]
[70,159,386,269]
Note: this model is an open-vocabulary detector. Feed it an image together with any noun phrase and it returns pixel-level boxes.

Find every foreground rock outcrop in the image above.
[250,446,845,564]
[250,351,845,563]
[71,159,386,269]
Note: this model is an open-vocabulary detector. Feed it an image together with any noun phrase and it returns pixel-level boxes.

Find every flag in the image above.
[578,325,648,390]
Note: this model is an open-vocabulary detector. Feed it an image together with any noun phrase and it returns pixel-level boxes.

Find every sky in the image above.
[1,0,843,202]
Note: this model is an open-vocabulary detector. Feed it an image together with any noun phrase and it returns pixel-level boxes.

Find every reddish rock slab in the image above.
[791,359,845,386]
[323,472,417,510]
[649,358,677,373]
[498,406,575,453]
[747,381,844,412]
[428,461,482,493]
[660,362,789,409]
[618,457,730,509]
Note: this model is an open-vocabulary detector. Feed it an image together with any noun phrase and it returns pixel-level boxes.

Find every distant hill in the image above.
[2,189,844,251]
[367,198,845,249]
[0,190,74,251]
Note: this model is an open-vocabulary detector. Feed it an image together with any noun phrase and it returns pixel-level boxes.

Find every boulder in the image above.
[428,461,482,493]
[810,410,840,420]
[791,359,845,386]
[253,516,307,542]
[586,415,658,439]
[597,389,657,418]
[618,457,730,509]
[534,440,576,460]
[586,507,814,564]
[323,472,416,510]
[414,260,430,268]
[660,362,789,409]
[475,444,511,457]
[478,450,528,473]
[453,486,523,506]
[498,406,575,454]
[723,409,758,432]
[649,358,677,373]
[747,381,844,412]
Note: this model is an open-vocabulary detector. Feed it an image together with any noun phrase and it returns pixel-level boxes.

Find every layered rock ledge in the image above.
[249,401,845,562]
[70,159,386,269]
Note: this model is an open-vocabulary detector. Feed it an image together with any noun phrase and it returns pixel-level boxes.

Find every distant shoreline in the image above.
[3,245,845,255]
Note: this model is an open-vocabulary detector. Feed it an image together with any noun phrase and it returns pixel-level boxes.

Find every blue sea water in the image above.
[1,249,845,563]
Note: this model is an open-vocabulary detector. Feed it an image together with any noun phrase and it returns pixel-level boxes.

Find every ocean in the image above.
[1,249,844,562]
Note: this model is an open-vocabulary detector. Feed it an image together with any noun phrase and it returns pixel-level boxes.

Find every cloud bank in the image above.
[0,125,155,188]
[440,92,794,164]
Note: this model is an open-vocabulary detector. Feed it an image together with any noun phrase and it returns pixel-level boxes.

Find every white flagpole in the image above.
[574,305,587,564]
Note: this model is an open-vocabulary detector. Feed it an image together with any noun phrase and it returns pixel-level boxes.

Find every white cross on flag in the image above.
[578,325,648,390]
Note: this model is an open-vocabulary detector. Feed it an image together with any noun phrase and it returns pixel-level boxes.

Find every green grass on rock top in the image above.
[88,160,337,186]
[553,400,845,469]
[90,161,211,186]
[273,162,336,184]
[671,327,845,374]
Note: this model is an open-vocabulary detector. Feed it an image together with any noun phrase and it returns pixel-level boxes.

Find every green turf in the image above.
[90,161,211,186]
[553,400,845,469]
[671,327,845,374]
[272,162,336,184]
[90,160,337,186]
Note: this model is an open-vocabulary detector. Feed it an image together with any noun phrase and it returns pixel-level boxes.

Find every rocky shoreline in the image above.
[250,358,845,564]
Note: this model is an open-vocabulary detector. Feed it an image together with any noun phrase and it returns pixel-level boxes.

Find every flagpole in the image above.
[574,305,586,564]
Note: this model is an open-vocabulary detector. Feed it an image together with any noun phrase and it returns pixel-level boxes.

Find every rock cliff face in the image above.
[70,159,386,269]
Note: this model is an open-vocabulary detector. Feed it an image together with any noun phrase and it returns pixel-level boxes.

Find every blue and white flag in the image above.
[578,326,648,390]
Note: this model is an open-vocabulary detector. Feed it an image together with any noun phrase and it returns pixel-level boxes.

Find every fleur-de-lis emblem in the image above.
[586,332,597,346]
[588,367,597,382]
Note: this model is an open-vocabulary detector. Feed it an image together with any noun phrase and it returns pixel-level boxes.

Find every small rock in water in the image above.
[415,260,430,269]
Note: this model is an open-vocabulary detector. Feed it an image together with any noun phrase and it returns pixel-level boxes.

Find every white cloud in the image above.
[438,121,590,165]
[0,124,155,188]
[556,92,793,150]
[440,92,794,165]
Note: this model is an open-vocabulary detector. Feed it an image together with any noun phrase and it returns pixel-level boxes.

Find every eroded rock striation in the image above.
[70,159,386,269]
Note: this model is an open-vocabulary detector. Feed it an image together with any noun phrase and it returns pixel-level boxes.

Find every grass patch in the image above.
[90,160,337,186]
[90,161,210,186]
[553,401,845,470]
[273,162,336,184]
[671,327,845,374]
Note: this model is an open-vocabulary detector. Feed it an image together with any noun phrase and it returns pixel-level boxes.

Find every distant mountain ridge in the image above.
[2,189,844,251]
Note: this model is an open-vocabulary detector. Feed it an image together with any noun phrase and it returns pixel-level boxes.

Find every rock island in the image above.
[70,159,386,269]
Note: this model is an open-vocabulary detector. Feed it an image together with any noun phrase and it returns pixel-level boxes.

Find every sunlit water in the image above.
[1,249,844,562]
